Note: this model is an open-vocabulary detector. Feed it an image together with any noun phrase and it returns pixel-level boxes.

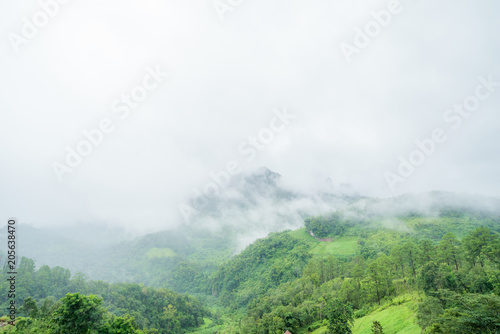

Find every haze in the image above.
[1,0,499,233]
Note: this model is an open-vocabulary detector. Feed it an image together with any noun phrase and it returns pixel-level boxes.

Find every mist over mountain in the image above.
[180,167,360,250]
[3,167,498,287]
[2,167,356,272]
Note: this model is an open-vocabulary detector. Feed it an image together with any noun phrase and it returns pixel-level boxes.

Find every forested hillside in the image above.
[1,194,500,333]
[199,208,500,333]
[2,168,357,292]
[0,258,207,333]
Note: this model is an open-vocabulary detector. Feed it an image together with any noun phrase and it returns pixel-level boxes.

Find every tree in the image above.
[39,296,59,317]
[103,315,139,334]
[52,293,106,334]
[17,257,36,301]
[438,233,461,270]
[20,296,38,318]
[427,291,500,334]
[390,244,406,280]
[416,296,443,332]
[35,265,52,298]
[163,304,180,333]
[419,262,439,293]
[304,213,343,238]
[418,239,436,265]
[371,321,384,334]
[462,227,498,268]
[69,272,89,294]
[404,241,418,278]
[351,256,365,290]
[270,316,285,334]
[325,298,353,334]
[366,256,392,305]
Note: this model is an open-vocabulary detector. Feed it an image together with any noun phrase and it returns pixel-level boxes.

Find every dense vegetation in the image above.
[200,210,500,333]
[0,259,207,333]
[1,198,500,333]
[304,213,345,238]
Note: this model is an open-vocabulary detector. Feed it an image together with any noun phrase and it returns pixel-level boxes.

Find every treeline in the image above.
[209,225,500,333]
[0,258,207,333]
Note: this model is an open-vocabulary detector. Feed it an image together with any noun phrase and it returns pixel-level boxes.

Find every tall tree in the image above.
[371,320,384,334]
[390,244,406,280]
[418,239,437,265]
[416,296,443,332]
[52,293,106,334]
[325,298,354,334]
[462,227,498,268]
[404,241,418,278]
[438,233,461,271]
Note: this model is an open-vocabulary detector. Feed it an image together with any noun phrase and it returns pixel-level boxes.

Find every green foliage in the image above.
[0,260,207,333]
[416,297,443,332]
[305,212,345,238]
[209,231,311,308]
[52,293,106,334]
[371,320,384,334]
[351,294,421,334]
[102,315,139,334]
[426,290,500,333]
[3,206,500,334]
[19,297,38,318]
[325,298,353,334]
[418,262,439,293]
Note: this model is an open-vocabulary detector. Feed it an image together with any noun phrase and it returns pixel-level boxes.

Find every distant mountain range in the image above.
[1,167,499,290]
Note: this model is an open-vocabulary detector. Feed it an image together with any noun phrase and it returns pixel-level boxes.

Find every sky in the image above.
[1,0,499,233]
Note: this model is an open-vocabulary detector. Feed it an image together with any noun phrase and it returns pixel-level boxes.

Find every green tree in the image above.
[39,296,59,318]
[404,241,418,278]
[390,244,406,280]
[103,315,139,334]
[52,293,106,334]
[270,316,285,334]
[438,233,461,270]
[416,296,443,332]
[35,265,52,298]
[419,261,439,293]
[351,256,365,290]
[427,291,500,334]
[163,304,180,333]
[17,257,36,301]
[462,227,498,268]
[304,213,343,238]
[366,256,392,305]
[20,296,38,318]
[325,298,353,334]
[371,320,384,334]
[418,239,436,265]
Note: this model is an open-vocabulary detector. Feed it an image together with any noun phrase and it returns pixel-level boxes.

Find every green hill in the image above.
[3,192,500,333]
[201,205,500,333]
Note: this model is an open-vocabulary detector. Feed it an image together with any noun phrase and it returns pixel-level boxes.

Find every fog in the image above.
[1,0,499,234]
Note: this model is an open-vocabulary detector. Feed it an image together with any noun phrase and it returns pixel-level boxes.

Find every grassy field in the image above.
[310,294,422,334]
[352,294,422,334]
[290,228,359,256]
[311,326,329,334]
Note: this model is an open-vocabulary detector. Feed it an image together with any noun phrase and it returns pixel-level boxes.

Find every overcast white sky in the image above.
[1,0,499,232]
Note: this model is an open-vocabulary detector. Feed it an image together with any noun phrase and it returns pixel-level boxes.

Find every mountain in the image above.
[1,187,500,333]
[3,168,357,285]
